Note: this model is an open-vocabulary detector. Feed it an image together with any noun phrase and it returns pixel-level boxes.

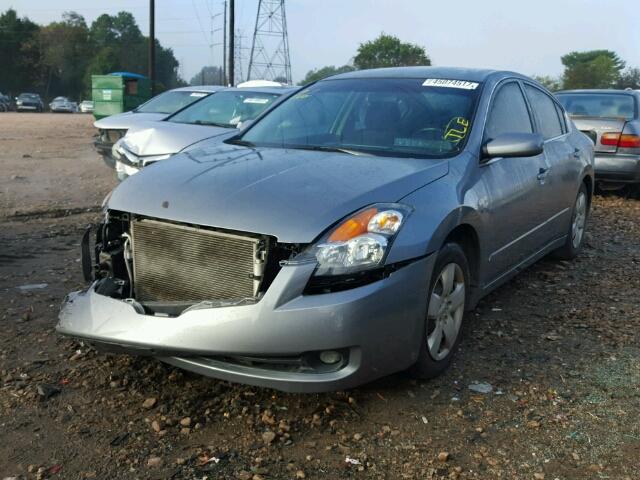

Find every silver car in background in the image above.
[94,85,221,167]
[556,89,640,188]
[79,100,94,113]
[58,67,594,392]
[112,86,294,180]
[49,96,77,113]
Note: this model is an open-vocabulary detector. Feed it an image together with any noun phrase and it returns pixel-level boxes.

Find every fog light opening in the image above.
[319,350,342,365]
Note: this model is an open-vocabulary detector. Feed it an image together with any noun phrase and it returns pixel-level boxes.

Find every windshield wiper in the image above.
[226,138,256,147]
[193,120,233,128]
[290,145,371,156]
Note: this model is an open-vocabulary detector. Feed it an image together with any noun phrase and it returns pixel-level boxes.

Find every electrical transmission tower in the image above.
[234,30,246,84]
[247,0,292,84]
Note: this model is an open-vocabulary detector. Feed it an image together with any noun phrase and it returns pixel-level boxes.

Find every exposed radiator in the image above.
[130,218,260,303]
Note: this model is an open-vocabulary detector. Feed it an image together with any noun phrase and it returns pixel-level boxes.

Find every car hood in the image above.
[93,112,168,130]
[121,121,234,157]
[108,143,450,243]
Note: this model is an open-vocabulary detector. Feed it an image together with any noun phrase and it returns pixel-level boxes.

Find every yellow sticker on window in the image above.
[443,117,470,143]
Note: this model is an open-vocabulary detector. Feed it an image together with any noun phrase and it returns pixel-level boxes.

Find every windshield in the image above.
[136,90,211,114]
[557,93,636,120]
[238,78,480,158]
[169,90,280,128]
[19,94,39,100]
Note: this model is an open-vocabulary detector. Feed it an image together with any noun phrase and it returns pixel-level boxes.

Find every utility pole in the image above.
[222,0,227,85]
[149,0,156,94]
[229,0,235,86]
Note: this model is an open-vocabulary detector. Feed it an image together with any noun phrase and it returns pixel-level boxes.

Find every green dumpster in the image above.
[92,72,152,120]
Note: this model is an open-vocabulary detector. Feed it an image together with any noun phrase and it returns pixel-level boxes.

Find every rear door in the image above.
[478,81,551,283]
[523,84,576,230]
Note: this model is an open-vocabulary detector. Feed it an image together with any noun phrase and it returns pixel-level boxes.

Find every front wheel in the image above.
[553,183,589,260]
[410,243,469,379]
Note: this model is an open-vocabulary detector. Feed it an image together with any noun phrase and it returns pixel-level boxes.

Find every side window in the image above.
[555,103,567,133]
[484,82,533,141]
[524,85,563,140]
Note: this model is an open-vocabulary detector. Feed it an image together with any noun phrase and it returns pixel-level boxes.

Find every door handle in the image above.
[537,167,549,181]
[573,148,581,159]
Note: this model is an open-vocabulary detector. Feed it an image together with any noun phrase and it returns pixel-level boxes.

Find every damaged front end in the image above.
[80,210,302,317]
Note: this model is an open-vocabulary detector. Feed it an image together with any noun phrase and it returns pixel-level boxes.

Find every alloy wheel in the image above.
[426,263,465,361]
[571,191,587,249]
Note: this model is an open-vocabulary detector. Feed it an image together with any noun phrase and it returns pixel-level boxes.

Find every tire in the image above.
[553,183,589,260]
[410,242,470,379]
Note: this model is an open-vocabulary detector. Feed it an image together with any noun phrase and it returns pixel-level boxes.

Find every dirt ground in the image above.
[1,112,639,480]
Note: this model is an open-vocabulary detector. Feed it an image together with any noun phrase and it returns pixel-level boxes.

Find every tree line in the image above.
[0,9,184,101]
[300,34,640,92]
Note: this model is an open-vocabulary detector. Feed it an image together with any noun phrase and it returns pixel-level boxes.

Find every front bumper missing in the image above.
[57,255,434,392]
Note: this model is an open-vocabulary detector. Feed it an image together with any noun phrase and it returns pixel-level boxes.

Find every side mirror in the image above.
[482,133,544,159]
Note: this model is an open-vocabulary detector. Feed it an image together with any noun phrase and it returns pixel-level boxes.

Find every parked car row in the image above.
[58,66,622,393]
[0,92,94,113]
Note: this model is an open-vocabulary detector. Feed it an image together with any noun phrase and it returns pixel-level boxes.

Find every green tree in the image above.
[38,12,91,100]
[299,65,356,85]
[0,9,41,94]
[561,50,625,89]
[354,33,430,70]
[190,66,225,86]
[615,67,640,90]
[532,75,562,92]
[87,12,183,92]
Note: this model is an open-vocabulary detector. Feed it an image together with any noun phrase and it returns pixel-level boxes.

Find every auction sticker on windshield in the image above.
[422,79,479,90]
[244,98,270,104]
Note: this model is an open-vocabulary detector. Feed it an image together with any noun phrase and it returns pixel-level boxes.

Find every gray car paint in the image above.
[58,67,594,392]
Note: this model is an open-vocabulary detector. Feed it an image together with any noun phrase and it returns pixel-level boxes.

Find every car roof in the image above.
[171,85,223,93]
[222,86,298,95]
[328,66,509,83]
[556,89,640,97]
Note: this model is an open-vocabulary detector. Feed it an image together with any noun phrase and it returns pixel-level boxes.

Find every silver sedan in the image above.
[58,67,594,392]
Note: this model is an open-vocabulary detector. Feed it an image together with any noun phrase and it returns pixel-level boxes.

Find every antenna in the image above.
[248,0,292,84]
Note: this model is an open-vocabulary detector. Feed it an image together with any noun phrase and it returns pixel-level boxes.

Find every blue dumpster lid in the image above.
[109,71,147,80]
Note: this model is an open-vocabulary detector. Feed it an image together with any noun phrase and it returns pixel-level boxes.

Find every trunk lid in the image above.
[569,116,627,153]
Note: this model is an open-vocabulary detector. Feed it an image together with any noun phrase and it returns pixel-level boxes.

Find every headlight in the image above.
[293,204,412,276]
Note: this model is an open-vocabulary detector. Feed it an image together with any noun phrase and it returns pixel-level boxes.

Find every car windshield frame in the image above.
[232,77,483,159]
[167,90,281,128]
[135,90,212,114]
[556,93,637,121]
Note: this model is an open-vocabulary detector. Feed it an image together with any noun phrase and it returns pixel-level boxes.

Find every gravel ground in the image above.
[1,113,639,480]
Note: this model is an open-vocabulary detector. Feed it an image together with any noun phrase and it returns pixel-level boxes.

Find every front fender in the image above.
[385,177,483,265]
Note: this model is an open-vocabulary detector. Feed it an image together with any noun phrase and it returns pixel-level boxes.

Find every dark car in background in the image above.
[557,89,640,188]
[16,93,44,112]
[93,85,221,167]
[0,92,14,111]
[58,67,594,392]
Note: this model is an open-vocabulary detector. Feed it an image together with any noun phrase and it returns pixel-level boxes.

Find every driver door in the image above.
[478,81,552,284]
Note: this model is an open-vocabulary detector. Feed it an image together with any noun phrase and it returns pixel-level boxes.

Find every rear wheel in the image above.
[553,183,589,260]
[410,243,469,379]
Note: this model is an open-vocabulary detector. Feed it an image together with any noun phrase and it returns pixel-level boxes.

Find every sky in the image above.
[2,0,639,84]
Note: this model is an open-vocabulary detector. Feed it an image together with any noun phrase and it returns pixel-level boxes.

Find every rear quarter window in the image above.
[524,85,563,140]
